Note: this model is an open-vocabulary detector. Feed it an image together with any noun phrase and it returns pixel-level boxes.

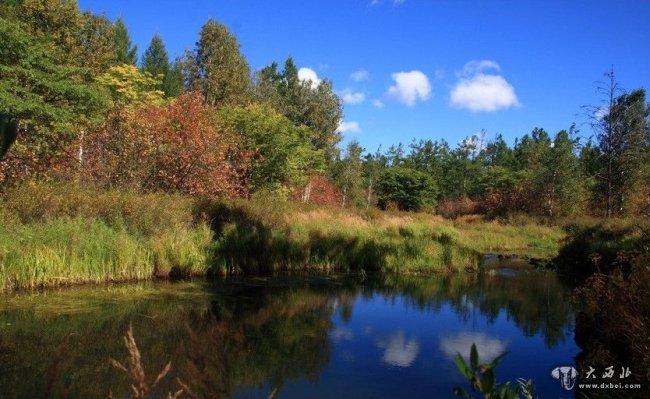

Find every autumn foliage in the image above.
[83,92,251,197]
[295,174,343,206]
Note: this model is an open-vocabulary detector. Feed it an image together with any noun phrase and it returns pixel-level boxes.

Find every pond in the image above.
[0,267,578,398]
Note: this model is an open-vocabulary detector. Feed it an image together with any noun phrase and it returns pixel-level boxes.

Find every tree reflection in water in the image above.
[0,270,575,398]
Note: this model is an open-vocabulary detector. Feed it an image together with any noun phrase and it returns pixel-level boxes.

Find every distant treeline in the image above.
[0,1,648,218]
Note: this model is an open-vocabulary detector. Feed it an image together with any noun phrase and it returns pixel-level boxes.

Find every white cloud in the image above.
[439,332,507,364]
[394,0,406,5]
[372,99,384,108]
[450,60,520,112]
[350,69,369,82]
[370,0,381,5]
[386,70,431,107]
[377,331,420,367]
[298,67,321,88]
[341,89,366,104]
[337,121,362,134]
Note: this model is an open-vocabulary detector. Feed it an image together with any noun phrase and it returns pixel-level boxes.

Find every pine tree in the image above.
[543,128,585,217]
[114,16,137,65]
[190,19,251,105]
[254,57,343,161]
[141,34,169,78]
[162,59,185,98]
[0,17,108,180]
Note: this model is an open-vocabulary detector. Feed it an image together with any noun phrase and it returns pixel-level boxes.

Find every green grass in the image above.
[200,200,480,274]
[0,182,215,291]
[0,182,569,291]
[201,200,564,275]
[452,215,565,259]
[0,217,214,291]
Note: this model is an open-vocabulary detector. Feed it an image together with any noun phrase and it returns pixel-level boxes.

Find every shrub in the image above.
[437,197,479,219]
[376,167,438,212]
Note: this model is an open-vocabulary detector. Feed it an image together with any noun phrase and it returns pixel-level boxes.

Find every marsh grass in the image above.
[3,181,195,235]
[453,216,564,259]
[0,183,215,291]
[202,200,563,275]
[0,183,567,290]
[0,217,214,291]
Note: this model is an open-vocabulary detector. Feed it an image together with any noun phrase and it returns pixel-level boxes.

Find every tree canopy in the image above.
[188,19,251,106]
[1,3,648,218]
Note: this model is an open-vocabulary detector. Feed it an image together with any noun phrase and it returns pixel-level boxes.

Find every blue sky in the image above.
[79,0,650,153]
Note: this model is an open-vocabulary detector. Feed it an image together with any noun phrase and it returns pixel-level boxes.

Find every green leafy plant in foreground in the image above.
[454,344,535,399]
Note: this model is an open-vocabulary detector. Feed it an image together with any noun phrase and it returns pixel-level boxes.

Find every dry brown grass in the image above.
[109,324,192,399]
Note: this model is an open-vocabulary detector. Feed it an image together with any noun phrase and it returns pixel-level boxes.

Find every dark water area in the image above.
[0,270,580,398]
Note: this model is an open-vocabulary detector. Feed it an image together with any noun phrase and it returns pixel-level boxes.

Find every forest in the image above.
[1,1,648,219]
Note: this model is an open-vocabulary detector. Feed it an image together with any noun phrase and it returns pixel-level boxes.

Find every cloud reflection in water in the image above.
[377,330,420,367]
[439,331,507,363]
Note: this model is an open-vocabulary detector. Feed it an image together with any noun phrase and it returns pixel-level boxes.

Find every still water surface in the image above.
[0,268,578,398]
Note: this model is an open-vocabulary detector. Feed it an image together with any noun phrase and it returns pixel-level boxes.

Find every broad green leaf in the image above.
[454,353,472,380]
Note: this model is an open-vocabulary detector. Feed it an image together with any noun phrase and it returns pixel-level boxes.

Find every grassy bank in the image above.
[203,201,481,274]
[1,183,566,291]
[0,183,214,291]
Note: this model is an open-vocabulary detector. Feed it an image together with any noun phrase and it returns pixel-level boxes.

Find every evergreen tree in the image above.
[189,19,251,106]
[541,128,585,217]
[141,34,169,78]
[386,143,405,167]
[0,17,108,180]
[253,61,283,108]
[255,57,343,161]
[480,134,515,169]
[162,58,185,98]
[406,139,447,175]
[376,167,438,212]
[442,137,482,199]
[608,89,650,214]
[114,16,137,65]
